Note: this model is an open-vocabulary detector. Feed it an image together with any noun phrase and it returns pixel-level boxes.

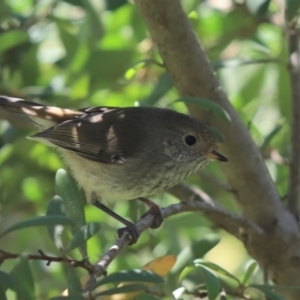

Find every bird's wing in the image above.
[31,108,143,164]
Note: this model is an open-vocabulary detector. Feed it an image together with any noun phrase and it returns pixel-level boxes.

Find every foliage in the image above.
[0,0,299,299]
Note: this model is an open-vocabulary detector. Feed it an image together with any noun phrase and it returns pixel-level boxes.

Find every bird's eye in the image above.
[184,135,197,146]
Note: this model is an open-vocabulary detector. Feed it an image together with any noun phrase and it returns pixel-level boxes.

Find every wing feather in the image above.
[31,108,143,164]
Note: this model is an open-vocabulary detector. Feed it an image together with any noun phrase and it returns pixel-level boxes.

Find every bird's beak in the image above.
[207,150,228,162]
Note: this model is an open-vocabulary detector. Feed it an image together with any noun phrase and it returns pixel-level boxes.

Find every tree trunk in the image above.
[134,1,300,298]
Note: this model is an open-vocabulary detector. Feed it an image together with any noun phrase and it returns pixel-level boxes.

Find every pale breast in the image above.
[58,149,209,204]
[58,149,139,203]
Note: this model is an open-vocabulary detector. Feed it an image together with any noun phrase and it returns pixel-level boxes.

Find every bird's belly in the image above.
[59,150,141,202]
[132,160,202,195]
[59,150,207,203]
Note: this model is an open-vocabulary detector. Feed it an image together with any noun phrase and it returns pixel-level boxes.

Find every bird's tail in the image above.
[0,95,81,130]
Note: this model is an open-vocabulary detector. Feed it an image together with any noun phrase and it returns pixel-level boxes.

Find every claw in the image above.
[117,225,140,245]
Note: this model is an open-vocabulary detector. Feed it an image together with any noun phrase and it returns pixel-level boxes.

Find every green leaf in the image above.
[54,18,78,64]
[67,265,82,296]
[277,65,292,120]
[286,0,300,20]
[46,195,66,249]
[55,169,87,256]
[94,284,147,297]
[0,144,13,164]
[125,59,163,80]
[49,296,85,300]
[68,44,90,75]
[65,222,101,253]
[212,59,276,69]
[93,270,164,288]
[179,265,196,283]
[251,285,286,300]
[105,0,128,11]
[140,73,173,106]
[237,65,267,110]
[55,169,86,231]
[242,261,258,286]
[134,293,161,300]
[70,73,90,99]
[10,256,35,300]
[82,0,104,41]
[132,58,163,70]
[172,233,221,274]
[20,44,40,86]
[46,195,66,217]
[246,0,271,15]
[0,216,74,238]
[0,283,7,300]
[61,0,85,8]
[0,284,7,300]
[260,125,283,151]
[86,50,134,89]
[197,265,221,300]
[173,97,231,124]
[194,259,240,284]
[0,30,29,54]
[208,126,226,143]
[0,271,14,291]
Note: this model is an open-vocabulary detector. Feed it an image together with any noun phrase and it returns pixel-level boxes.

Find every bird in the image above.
[0,95,228,244]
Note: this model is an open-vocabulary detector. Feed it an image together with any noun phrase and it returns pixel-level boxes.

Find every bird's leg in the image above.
[138,197,163,229]
[91,193,139,245]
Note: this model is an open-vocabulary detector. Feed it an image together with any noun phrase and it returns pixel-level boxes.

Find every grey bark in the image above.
[134,1,300,298]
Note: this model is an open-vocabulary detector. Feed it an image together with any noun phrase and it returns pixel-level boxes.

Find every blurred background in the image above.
[0,0,293,299]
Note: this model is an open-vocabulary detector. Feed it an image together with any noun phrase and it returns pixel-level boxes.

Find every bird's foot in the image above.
[117,224,140,245]
[92,193,140,245]
[138,197,163,229]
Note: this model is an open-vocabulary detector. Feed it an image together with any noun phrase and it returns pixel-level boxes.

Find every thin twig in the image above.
[167,184,264,237]
[83,214,155,292]
[287,23,300,216]
[0,249,95,273]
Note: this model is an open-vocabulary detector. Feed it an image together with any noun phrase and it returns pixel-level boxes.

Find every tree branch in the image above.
[83,188,264,292]
[167,183,264,238]
[0,249,94,273]
[134,0,285,226]
[133,1,300,298]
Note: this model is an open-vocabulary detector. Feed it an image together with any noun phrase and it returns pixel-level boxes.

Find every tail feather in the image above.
[0,96,82,130]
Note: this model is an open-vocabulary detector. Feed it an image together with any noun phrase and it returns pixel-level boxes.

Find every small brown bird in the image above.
[0,96,227,243]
